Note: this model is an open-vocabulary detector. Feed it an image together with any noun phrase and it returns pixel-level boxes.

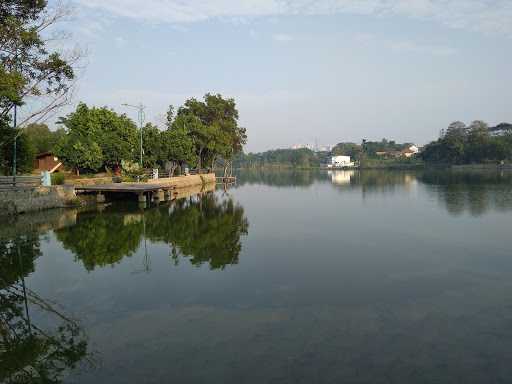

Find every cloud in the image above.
[272,33,293,42]
[388,40,456,56]
[73,0,512,36]
[355,33,456,56]
[114,36,127,48]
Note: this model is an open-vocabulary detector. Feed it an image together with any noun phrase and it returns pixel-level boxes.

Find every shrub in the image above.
[51,172,65,185]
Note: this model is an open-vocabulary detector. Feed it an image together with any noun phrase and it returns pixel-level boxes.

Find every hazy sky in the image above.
[52,0,511,152]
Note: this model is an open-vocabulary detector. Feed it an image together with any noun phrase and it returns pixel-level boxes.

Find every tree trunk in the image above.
[198,147,204,170]
[223,162,229,178]
[170,162,178,178]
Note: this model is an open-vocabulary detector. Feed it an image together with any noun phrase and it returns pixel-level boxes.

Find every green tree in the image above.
[176,94,246,172]
[141,123,163,169]
[0,1,77,175]
[0,119,35,174]
[54,134,103,175]
[161,118,196,175]
[332,142,362,160]
[24,123,65,154]
[57,103,138,172]
[465,120,490,163]
[423,120,512,165]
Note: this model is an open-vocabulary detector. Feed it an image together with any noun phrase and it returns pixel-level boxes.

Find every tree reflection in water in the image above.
[419,171,512,216]
[54,191,249,271]
[0,230,90,383]
[55,209,144,271]
[146,192,249,269]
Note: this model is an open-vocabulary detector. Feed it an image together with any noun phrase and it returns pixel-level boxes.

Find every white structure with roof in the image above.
[328,156,355,168]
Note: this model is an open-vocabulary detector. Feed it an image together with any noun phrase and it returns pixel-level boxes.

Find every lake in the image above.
[3,169,512,383]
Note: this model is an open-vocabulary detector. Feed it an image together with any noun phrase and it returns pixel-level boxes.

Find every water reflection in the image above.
[146,193,249,269]
[328,170,354,185]
[54,191,249,271]
[236,169,323,187]
[55,208,144,271]
[0,221,90,383]
[237,168,512,216]
[419,170,512,216]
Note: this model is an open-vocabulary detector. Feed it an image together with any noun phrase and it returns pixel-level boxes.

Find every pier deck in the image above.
[75,183,175,193]
[75,182,177,203]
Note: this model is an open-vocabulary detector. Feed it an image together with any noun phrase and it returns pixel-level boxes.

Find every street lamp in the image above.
[12,97,17,181]
[122,103,146,167]
[12,51,19,181]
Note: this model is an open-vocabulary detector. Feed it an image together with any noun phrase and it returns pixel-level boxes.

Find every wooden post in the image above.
[96,193,106,203]
[153,189,164,203]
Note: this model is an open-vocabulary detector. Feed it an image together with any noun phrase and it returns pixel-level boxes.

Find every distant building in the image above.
[376,145,420,159]
[401,145,419,158]
[328,155,355,168]
[34,152,63,173]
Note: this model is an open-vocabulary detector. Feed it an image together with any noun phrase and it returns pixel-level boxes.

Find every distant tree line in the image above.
[422,121,512,164]
[234,138,414,169]
[233,148,330,169]
[332,139,413,160]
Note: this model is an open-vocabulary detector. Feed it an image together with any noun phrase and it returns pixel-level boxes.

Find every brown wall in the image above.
[35,155,61,171]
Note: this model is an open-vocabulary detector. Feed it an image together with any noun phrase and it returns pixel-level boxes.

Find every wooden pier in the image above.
[216,176,237,184]
[75,183,177,203]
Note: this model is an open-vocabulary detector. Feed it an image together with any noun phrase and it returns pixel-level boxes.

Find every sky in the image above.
[48,0,512,152]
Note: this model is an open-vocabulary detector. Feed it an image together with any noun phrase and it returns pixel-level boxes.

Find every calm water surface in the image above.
[3,170,512,383]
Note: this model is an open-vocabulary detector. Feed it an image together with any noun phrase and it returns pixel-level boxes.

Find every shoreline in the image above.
[1,173,216,216]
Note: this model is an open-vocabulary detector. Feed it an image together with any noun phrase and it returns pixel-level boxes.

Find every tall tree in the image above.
[141,123,163,169]
[54,134,103,175]
[176,94,246,173]
[161,119,196,175]
[0,1,79,175]
[0,1,77,126]
[56,103,138,172]
[24,122,65,154]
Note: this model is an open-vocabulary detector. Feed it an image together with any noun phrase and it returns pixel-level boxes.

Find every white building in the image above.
[401,145,420,158]
[328,156,355,168]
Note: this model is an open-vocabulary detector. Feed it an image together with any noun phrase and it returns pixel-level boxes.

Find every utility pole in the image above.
[12,50,19,182]
[13,101,17,182]
[122,103,146,167]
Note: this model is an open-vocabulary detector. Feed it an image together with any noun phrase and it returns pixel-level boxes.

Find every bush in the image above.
[51,172,65,185]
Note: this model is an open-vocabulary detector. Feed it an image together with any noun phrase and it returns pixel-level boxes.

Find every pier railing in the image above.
[0,175,42,189]
[144,169,212,179]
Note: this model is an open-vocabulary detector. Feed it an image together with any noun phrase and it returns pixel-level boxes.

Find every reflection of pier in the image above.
[216,176,237,184]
